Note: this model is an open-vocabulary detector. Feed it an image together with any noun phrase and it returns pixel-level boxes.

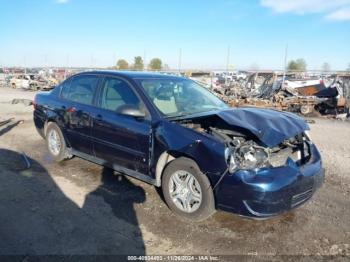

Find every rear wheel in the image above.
[46,122,69,162]
[162,157,215,221]
[30,84,38,91]
[300,104,315,115]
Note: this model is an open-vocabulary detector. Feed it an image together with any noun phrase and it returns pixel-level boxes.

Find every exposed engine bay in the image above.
[174,117,311,172]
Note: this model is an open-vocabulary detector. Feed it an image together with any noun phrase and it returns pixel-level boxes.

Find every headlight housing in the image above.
[304,130,312,142]
[225,148,237,173]
[226,142,269,172]
[235,144,269,169]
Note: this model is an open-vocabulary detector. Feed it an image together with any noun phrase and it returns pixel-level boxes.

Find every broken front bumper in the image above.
[215,143,324,218]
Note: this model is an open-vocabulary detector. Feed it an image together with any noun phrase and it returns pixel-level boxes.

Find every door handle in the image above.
[95,114,103,122]
[93,114,110,128]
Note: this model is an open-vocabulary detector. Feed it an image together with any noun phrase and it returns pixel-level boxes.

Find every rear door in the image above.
[60,74,100,155]
[91,76,152,175]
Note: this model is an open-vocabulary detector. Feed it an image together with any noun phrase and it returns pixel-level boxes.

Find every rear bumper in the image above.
[215,143,324,218]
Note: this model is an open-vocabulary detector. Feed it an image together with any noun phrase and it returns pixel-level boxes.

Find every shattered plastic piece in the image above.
[0,118,14,127]
[11,99,33,106]
[22,152,31,169]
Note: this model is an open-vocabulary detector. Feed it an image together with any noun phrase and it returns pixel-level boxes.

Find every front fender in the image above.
[153,121,227,186]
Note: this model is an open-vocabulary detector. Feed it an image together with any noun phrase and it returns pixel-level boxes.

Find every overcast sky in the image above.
[0,0,349,70]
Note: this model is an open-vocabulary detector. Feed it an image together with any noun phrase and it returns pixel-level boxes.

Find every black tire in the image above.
[45,122,69,162]
[30,84,38,91]
[162,157,216,221]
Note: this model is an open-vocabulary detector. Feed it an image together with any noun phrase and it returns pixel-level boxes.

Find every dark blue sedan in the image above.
[33,71,324,221]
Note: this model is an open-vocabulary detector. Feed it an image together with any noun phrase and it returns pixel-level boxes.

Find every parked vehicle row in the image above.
[212,71,248,87]
[0,73,58,90]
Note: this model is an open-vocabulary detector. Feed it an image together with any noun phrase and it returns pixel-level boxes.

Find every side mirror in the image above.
[117,105,146,119]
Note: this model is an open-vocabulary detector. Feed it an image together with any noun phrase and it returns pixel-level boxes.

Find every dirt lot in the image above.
[0,87,349,257]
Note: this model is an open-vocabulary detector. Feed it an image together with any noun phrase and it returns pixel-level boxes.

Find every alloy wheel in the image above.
[48,129,61,156]
[168,170,202,213]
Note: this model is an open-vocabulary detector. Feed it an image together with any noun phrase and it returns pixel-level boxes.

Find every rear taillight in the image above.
[33,95,37,109]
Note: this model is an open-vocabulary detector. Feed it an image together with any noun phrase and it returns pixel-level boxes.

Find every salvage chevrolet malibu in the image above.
[33,71,324,221]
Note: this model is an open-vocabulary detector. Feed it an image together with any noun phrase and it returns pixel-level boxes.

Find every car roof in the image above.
[76,70,185,80]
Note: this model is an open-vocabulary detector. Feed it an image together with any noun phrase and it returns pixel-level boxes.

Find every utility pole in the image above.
[23,56,27,75]
[66,54,70,68]
[44,54,48,69]
[282,44,288,89]
[178,48,182,74]
[64,54,70,79]
[225,45,230,86]
[90,54,98,69]
[143,49,147,71]
[226,45,230,73]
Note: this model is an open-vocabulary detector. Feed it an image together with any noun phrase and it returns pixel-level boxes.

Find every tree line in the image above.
[115,56,167,71]
[115,57,350,72]
[287,59,350,72]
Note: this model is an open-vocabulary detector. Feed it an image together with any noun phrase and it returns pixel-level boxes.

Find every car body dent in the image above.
[215,143,324,218]
[218,108,309,147]
[175,107,309,148]
[153,120,227,186]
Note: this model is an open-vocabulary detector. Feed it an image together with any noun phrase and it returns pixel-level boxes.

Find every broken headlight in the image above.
[229,154,237,172]
[235,143,269,169]
[226,141,269,172]
[304,130,312,142]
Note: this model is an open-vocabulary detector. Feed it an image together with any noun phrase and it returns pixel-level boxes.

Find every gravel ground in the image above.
[0,88,349,258]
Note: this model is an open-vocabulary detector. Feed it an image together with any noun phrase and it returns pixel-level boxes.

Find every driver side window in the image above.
[99,77,140,112]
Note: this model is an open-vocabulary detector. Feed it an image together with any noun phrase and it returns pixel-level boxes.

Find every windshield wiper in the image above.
[166,109,220,119]
[165,112,190,119]
[203,107,222,112]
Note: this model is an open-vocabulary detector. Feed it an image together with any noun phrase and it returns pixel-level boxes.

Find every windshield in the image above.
[138,78,228,117]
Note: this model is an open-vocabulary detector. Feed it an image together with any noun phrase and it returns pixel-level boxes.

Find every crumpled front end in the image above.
[215,139,324,218]
[169,108,324,218]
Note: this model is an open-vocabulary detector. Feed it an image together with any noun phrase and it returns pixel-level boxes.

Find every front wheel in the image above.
[300,104,315,115]
[162,157,216,221]
[30,84,38,91]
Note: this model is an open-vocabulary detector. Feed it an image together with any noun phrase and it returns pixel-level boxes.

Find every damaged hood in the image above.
[216,108,309,147]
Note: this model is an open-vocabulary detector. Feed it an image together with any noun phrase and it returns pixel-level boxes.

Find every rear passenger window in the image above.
[62,75,99,105]
[60,78,72,99]
[99,77,140,111]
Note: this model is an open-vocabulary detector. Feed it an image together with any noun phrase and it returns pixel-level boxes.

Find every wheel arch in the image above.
[155,150,200,187]
[43,108,65,135]
[44,119,71,148]
[44,117,59,137]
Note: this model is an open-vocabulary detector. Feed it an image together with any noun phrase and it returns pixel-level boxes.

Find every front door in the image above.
[91,76,151,175]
